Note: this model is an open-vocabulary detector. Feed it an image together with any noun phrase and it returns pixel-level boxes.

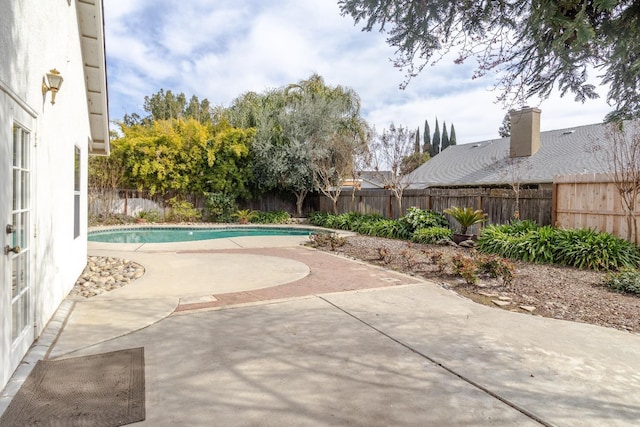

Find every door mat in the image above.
[0,347,145,427]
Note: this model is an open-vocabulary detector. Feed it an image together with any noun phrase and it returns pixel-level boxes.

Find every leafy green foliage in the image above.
[339,0,640,120]
[310,209,448,241]
[431,118,440,157]
[478,222,640,271]
[400,207,449,231]
[240,74,368,216]
[165,198,201,222]
[136,210,163,223]
[252,210,291,224]
[443,206,487,234]
[112,118,254,198]
[400,152,430,175]
[202,192,237,223]
[231,209,259,224]
[411,227,453,244]
[603,270,640,295]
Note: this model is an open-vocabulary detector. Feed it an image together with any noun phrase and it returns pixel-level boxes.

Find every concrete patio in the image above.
[2,234,640,426]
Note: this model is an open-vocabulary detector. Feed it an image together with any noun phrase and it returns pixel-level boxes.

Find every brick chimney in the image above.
[509,107,541,157]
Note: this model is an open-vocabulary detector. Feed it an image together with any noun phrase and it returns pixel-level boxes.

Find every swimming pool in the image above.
[88,226,320,244]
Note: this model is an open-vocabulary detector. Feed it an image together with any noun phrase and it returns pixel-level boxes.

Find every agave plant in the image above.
[443,206,487,235]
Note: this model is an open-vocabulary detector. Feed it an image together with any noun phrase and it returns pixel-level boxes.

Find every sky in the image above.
[103,0,615,144]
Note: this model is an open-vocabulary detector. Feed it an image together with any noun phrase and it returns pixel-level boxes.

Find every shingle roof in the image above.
[407,122,612,188]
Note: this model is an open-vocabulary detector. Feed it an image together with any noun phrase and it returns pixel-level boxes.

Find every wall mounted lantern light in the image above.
[42,69,63,105]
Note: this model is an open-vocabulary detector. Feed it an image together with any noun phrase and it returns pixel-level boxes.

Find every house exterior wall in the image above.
[0,0,92,389]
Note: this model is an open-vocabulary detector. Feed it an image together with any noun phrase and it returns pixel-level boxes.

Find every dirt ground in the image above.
[314,234,640,334]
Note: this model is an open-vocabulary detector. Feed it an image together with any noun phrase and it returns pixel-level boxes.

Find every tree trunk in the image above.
[294,191,307,217]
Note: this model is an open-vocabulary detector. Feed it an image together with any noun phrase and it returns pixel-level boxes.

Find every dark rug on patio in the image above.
[0,347,145,427]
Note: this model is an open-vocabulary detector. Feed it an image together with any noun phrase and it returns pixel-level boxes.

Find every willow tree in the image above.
[248,74,368,215]
[339,0,640,121]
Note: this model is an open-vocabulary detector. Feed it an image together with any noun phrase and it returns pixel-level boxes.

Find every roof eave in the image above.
[77,0,110,156]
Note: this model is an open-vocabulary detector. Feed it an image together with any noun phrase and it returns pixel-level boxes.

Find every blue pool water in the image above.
[88,227,319,244]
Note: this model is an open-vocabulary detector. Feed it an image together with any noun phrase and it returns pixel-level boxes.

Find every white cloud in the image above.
[104,0,614,143]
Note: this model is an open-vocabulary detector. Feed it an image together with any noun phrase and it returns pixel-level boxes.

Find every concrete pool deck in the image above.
[2,234,640,425]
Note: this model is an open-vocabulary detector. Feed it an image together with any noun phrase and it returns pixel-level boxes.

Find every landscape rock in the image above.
[492,300,511,307]
[68,257,145,299]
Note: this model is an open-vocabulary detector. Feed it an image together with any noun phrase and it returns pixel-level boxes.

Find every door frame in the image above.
[0,85,37,387]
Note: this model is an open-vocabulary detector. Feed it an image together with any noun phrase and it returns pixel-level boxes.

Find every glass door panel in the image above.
[9,124,31,342]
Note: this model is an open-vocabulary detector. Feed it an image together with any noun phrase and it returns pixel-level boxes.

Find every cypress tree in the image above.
[423,120,432,154]
[450,123,457,145]
[431,118,441,156]
[414,127,421,153]
[441,121,450,151]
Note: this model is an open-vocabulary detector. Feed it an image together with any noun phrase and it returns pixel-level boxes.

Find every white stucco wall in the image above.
[0,0,94,388]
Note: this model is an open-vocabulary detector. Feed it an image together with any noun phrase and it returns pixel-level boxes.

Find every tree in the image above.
[88,134,127,219]
[422,120,432,154]
[499,111,513,138]
[338,0,640,120]
[450,123,457,146]
[248,74,368,215]
[414,127,421,154]
[498,154,532,220]
[400,151,430,175]
[368,124,418,213]
[431,118,441,157]
[441,121,450,151]
[142,89,213,123]
[112,118,254,199]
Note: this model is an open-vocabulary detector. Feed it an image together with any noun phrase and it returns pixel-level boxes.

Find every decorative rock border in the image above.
[69,256,145,299]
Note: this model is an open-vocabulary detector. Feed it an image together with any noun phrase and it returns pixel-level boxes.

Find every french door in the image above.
[3,122,34,370]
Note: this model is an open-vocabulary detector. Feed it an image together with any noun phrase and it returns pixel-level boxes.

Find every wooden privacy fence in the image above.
[317,188,553,233]
[554,173,639,244]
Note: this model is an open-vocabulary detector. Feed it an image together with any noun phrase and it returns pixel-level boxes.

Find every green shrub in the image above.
[231,209,258,224]
[166,197,201,222]
[309,211,331,226]
[603,270,640,295]
[399,207,449,232]
[136,210,163,223]
[252,210,291,224]
[411,227,453,244]
[203,192,237,223]
[554,228,640,271]
[369,219,401,239]
[89,213,135,226]
[478,222,640,271]
[443,206,487,234]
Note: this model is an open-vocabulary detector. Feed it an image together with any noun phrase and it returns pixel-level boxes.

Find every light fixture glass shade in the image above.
[46,69,63,91]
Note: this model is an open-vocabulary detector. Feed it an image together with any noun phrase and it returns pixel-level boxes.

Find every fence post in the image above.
[124,189,129,216]
[551,183,558,226]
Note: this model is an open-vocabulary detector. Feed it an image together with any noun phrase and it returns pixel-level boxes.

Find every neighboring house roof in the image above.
[407,122,611,188]
[77,0,110,156]
[359,171,392,189]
